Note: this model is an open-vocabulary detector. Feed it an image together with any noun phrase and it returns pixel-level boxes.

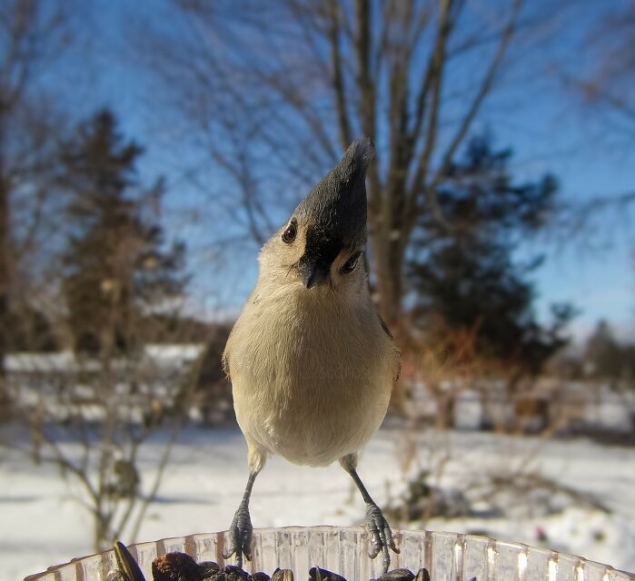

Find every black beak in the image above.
[299,259,330,289]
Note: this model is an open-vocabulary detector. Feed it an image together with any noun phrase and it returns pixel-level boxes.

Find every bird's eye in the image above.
[282,219,297,244]
[342,252,362,274]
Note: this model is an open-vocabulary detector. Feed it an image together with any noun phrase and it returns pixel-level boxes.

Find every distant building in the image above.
[4,345,209,424]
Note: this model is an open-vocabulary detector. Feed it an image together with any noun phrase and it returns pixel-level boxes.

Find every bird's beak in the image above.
[299,258,330,289]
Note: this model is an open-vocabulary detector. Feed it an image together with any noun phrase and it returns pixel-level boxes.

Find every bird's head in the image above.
[260,139,373,292]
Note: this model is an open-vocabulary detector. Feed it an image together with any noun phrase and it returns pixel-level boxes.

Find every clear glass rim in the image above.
[24,526,635,581]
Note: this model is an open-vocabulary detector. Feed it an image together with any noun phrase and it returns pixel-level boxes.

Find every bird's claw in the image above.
[223,502,253,567]
[364,502,399,573]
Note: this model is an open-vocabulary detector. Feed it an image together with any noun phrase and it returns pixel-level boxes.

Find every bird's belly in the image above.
[228,292,396,468]
[232,354,391,467]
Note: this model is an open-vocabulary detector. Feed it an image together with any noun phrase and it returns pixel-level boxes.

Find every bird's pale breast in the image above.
[226,286,397,467]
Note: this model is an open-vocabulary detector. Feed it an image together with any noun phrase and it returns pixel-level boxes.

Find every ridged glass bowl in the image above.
[24,527,635,581]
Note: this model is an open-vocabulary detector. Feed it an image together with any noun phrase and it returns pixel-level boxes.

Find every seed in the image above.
[271,568,294,581]
[309,566,347,581]
[376,568,416,581]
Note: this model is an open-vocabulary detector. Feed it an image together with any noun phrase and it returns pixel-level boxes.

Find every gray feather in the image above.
[295,138,374,250]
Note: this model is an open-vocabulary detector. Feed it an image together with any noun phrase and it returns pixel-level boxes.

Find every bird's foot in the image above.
[223,502,253,568]
[364,502,399,574]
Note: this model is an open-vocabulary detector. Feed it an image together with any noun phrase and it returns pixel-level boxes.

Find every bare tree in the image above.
[552,3,635,249]
[132,0,569,341]
[563,2,635,136]
[122,0,590,419]
[0,0,73,415]
[0,1,236,554]
[3,342,204,550]
[2,142,208,546]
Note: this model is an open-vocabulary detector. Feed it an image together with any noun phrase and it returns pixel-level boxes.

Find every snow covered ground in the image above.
[2,425,635,580]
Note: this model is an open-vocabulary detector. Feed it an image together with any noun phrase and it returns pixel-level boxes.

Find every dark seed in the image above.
[143,550,476,581]
[377,569,416,581]
[309,567,347,581]
[107,571,135,581]
[414,569,431,581]
[152,553,202,581]
[216,565,251,581]
[113,542,146,581]
[198,562,220,580]
[271,568,294,581]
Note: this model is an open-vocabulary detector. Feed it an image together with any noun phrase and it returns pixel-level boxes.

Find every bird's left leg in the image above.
[340,453,399,573]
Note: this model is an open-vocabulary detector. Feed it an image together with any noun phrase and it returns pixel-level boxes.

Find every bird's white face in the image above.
[259,212,366,294]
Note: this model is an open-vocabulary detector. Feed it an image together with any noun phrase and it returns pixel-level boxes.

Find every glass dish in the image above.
[24,527,635,581]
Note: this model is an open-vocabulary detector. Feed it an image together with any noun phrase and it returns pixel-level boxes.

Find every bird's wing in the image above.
[377,313,393,338]
[377,313,401,383]
[222,349,231,380]
[393,351,402,384]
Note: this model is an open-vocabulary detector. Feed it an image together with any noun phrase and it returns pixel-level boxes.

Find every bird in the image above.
[222,138,401,572]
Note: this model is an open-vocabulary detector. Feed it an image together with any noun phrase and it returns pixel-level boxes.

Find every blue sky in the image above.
[485,68,635,340]
[42,0,635,342]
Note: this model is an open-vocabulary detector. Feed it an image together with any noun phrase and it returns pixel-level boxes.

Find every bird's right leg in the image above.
[340,453,398,574]
[223,441,266,568]
[223,470,258,568]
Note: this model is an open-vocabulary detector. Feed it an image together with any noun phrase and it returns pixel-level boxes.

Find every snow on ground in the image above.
[2,425,635,580]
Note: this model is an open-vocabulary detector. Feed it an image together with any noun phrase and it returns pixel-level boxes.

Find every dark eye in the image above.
[282,219,297,244]
[342,252,362,274]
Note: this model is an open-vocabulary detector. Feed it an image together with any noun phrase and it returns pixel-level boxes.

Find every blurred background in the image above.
[1,0,635,578]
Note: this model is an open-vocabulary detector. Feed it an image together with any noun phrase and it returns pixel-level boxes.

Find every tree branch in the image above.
[406,0,455,231]
[354,0,375,143]
[430,0,524,192]
[327,0,352,150]
[409,0,524,234]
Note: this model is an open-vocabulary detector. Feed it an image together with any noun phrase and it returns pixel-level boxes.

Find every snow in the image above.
[4,351,77,372]
[4,344,205,373]
[2,426,635,580]
[143,344,205,362]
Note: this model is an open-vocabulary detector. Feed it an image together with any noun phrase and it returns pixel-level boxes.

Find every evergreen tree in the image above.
[5,306,58,353]
[409,135,573,374]
[59,110,187,355]
[584,320,625,379]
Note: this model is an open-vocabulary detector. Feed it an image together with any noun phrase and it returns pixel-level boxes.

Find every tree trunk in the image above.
[0,167,11,421]
[372,232,403,331]
[368,187,410,412]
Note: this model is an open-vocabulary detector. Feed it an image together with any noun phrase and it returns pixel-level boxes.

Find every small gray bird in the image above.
[222,139,400,572]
